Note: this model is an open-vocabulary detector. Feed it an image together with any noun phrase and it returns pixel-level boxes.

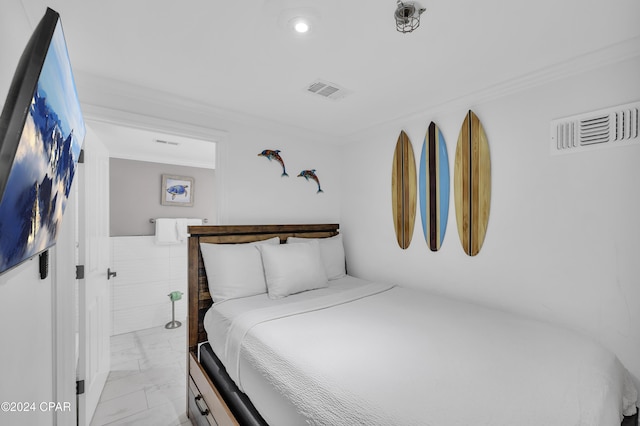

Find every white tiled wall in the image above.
[110,237,188,335]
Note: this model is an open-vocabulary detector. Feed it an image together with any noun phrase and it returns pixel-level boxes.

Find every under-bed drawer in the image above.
[188,377,217,426]
[189,352,239,426]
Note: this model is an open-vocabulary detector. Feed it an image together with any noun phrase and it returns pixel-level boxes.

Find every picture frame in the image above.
[161,174,194,207]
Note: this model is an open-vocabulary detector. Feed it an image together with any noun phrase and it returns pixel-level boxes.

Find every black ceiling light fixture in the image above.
[395,0,426,34]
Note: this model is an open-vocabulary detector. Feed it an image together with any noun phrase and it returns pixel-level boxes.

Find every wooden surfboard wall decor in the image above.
[419,122,450,251]
[392,130,417,249]
[454,111,491,256]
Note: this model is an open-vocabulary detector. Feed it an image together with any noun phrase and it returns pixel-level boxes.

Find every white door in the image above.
[52,175,79,426]
[77,127,111,425]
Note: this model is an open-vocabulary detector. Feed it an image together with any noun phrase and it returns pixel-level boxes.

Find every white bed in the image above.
[203,275,637,426]
[187,224,637,426]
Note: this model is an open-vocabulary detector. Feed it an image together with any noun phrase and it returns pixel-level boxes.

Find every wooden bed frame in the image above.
[186,224,340,425]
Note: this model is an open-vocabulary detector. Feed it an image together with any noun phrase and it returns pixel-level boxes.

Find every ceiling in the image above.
[18,0,640,142]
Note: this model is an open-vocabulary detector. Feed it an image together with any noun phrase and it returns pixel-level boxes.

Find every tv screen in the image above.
[0,8,85,275]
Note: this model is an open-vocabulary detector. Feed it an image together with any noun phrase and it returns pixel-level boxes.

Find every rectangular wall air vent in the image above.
[550,101,640,155]
[305,79,349,100]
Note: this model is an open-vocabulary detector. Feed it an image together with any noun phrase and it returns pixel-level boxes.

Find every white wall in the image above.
[220,124,340,225]
[340,56,640,388]
[110,236,188,335]
[77,77,342,226]
[0,266,55,425]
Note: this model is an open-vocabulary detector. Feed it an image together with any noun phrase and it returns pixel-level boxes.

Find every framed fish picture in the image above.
[161,174,194,207]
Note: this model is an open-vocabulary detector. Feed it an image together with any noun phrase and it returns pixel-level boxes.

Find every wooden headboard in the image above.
[187,224,340,353]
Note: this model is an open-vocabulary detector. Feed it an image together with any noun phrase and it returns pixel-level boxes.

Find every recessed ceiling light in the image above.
[278,8,320,35]
[294,20,309,33]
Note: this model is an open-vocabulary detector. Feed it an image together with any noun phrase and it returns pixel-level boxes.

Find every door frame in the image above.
[80,105,228,224]
[51,107,226,425]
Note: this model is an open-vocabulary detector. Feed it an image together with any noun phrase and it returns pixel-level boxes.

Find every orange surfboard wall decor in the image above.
[454,111,491,256]
[391,130,417,249]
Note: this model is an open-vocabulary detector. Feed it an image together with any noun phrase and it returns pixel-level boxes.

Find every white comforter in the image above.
[204,276,638,426]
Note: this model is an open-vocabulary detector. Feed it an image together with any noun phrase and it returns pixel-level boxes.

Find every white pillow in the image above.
[287,234,346,280]
[200,237,280,302]
[257,240,328,299]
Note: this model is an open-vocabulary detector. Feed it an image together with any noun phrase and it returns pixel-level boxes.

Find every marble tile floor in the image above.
[90,324,192,426]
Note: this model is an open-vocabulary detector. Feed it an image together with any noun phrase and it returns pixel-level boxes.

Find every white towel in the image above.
[155,218,179,244]
[176,218,203,242]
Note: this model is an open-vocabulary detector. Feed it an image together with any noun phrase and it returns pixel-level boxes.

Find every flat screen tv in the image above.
[0,8,85,275]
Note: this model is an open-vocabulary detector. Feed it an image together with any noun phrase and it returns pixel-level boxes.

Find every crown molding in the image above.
[344,36,640,141]
[81,103,228,143]
[74,72,333,144]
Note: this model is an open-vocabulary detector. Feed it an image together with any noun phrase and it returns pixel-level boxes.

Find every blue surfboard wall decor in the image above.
[419,122,450,251]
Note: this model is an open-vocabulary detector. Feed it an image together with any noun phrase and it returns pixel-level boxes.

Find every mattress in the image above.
[204,276,638,426]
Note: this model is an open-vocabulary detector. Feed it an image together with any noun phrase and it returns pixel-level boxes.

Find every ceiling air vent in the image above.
[550,101,640,155]
[155,139,180,146]
[305,79,349,100]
